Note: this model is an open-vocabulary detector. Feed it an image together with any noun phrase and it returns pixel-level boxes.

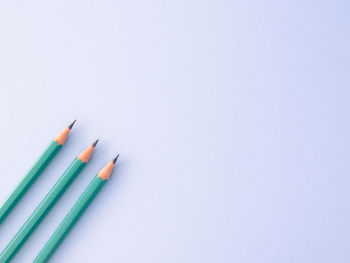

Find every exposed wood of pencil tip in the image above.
[77,140,98,163]
[97,156,118,180]
[55,121,75,145]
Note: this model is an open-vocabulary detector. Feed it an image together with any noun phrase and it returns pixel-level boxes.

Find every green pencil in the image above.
[0,121,76,225]
[0,140,98,263]
[34,156,119,263]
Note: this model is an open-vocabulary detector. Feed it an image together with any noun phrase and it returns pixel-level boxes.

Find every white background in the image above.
[0,1,349,262]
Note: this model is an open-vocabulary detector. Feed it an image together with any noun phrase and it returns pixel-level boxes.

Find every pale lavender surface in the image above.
[0,1,349,262]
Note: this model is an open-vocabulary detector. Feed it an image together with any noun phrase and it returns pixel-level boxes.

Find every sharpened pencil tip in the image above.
[68,120,76,129]
[92,140,99,147]
[113,154,119,164]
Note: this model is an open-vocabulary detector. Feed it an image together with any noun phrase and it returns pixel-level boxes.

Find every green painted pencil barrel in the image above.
[0,158,86,263]
[0,141,61,224]
[34,177,106,263]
